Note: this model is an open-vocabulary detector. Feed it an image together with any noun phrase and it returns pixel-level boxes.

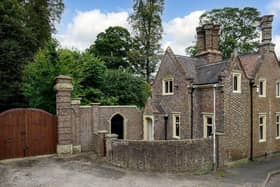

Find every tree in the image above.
[88,26,133,70]
[187,7,261,59]
[103,70,151,108]
[0,0,64,111]
[129,0,164,82]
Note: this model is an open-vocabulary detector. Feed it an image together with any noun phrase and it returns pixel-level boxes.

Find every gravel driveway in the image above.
[0,152,278,187]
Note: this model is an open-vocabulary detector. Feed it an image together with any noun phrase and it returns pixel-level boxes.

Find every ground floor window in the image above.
[203,113,213,138]
[259,114,266,142]
[276,113,280,139]
[172,113,180,138]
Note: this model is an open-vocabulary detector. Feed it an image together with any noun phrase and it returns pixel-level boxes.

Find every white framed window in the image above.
[276,113,280,139]
[172,113,180,138]
[259,79,266,97]
[203,113,214,138]
[276,81,280,98]
[232,73,241,93]
[162,78,174,95]
[259,114,266,142]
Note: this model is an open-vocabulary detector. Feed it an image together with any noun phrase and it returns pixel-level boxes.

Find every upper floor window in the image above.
[172,113,180,138]
[232,73,241,93]
[162,78,174,95]
[259,79,266,97]
[259,114,266,142]
[203,114,213,138]
[276,81,280,98]
[276,113,280,139]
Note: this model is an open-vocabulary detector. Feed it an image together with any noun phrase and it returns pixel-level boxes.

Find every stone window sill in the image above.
[259,139,266,143]
[276,137,280,140]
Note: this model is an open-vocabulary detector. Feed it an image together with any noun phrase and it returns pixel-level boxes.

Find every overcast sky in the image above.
[55,0,280,57]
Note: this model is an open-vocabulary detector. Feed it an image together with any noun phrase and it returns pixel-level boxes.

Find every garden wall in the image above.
[106,138,214,172]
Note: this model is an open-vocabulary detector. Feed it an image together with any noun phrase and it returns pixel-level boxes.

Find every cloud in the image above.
[56,9,130,50]
[162,10,205,55]
[267,0,280,16]
[273,35,280,58]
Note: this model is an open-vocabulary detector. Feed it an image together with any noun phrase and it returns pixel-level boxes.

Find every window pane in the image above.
[169,81,173,93]
[276,82,280,96]
[176,116,179,123]
[176,123,179,137]
[260,81,263,95]
[165,81,169,93]
[207,117,212,125]
[234,76,238,91]
[260,126,263,140]
[260,117,263,124]
[277,115,279,123]
[207,126,212,137]
[277,124,279,137]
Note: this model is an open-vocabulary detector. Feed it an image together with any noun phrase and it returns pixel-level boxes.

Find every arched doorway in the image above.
[111,114,124,139]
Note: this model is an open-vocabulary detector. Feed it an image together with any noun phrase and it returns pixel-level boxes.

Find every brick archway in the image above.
[111,114,124,139]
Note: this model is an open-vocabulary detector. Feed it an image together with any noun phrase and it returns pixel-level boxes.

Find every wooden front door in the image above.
[0,108,57,160]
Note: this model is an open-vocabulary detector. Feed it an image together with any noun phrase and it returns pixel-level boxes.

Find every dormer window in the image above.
[259,79,266,97]
[232,73,241,93]
[162,78,174,95]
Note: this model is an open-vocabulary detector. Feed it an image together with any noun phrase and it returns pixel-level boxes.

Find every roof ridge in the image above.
[197,60,228,68]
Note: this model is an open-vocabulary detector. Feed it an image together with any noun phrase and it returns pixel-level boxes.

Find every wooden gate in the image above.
[0,108,57,160]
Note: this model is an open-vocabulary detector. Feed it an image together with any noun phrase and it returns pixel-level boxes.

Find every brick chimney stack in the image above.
[259,15,275,53]
[195,24,223,63]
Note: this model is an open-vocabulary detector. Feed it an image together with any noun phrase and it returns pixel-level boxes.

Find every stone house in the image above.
[143,15,280,162]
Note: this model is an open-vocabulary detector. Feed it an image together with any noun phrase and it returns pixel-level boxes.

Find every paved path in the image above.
[0,153,279,187]
[221,155,280,186]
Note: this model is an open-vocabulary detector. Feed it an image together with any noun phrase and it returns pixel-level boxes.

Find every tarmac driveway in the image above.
[0,152,279,187]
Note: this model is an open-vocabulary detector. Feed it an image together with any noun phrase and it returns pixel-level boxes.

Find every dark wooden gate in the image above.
[0,108,57,160]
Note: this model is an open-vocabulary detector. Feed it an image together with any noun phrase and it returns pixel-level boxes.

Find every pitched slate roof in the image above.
[174,54,229,84]
[239,53,262,79]
[196,61,230,84]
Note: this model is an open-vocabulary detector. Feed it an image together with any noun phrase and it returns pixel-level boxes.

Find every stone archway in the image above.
[111,114,124,139]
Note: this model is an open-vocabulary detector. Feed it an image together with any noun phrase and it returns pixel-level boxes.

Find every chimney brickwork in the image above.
[259,15,275,54]
[195,24,223,63]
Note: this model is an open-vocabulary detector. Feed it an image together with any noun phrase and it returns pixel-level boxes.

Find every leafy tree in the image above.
[23,40,87,113]
[103,70,151,108]
[186,7,261,59]
[0,0,64,111]
[0,0,35,111]
[23,40,150,113]
[88,26,133,70]
[129,0,164,82]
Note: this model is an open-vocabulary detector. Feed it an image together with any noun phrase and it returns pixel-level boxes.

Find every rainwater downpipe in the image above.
[249,81,254,161]
[191,87,194,139]
[213,84,217,171]
[164,114,168,140]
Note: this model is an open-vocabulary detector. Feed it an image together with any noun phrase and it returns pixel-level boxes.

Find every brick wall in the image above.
[252,51,280,157]
[223,58,251,161]
[106,138,214,172]
[152,52,191,139]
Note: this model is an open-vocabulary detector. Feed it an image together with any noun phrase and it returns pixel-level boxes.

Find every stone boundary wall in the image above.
[106,138,213,172]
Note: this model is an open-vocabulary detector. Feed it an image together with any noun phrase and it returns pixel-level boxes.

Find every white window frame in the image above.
[162,78,174,95]
[276,113,280,139]
[258,79,266,97]
[172,113,180,139]
[203,113,214,138]
[232,73,241,93]
[276,81,280,98]
[259,114,266,142]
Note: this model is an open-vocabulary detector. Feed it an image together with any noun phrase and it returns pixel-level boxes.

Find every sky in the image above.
[55,0,280,57]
